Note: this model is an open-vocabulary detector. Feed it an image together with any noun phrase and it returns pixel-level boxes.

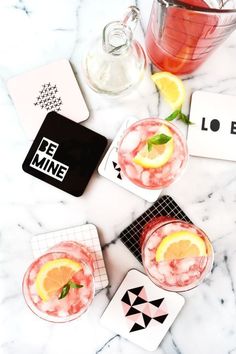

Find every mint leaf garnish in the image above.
[68,281,83,289]
[147,141,152,152]
[147,133,172,152]
[165,109,181,121]
[58,283,70,299]
[58,281,83,299]
[165,108,193,125]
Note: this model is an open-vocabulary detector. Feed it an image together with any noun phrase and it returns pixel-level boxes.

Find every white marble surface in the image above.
[1,1,236,354]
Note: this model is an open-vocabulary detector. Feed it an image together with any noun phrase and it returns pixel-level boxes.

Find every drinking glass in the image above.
[141,217,214,291]
[22,241,95,322]
[118,118,188,190]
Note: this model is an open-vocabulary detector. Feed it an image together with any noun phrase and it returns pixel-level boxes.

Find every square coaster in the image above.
[22,111,107,196]
[7,59,89,139]
[98,117,162,203]
[31,224,108,292]
[100,269,185,351]
[187,90,236,161]
[120,195,192,262]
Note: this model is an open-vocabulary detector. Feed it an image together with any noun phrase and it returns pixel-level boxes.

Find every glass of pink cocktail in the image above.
[146,0,236,75]
[118,118,188,189]
[141,217,214,291]
[23,241,95,322]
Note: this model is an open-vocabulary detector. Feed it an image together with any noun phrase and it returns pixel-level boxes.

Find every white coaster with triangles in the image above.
[100,269,185,351]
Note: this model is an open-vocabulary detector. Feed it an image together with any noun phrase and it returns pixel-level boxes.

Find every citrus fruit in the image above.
[133,125,174,168]
[155,231,207,262]
[151,71,186,109]
[35,258,82,301]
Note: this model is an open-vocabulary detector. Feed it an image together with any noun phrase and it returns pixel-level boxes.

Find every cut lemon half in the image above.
[151,72,186,110]
[155,231,207,262]
[35,258,82,301]
[133,125,174,168]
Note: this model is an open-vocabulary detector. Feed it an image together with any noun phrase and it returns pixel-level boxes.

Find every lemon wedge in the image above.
[151,72,186,110]
[155,231,207,262]
[36,258,82,301]
[133,125,174,168]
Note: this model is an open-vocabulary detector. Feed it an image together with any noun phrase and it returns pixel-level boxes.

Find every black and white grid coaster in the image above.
[100,269,185,351]
[31,224,108,292]
[98,117,162,203]
[7,59,89,139]
[120,195,192,263]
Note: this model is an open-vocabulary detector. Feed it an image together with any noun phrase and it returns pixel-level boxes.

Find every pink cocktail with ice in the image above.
[118,118,188,189]
[23,241,95,322]
[141,217,213,291]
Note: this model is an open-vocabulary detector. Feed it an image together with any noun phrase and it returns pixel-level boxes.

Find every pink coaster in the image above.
[31,224,108,292]
[7,59,89,139]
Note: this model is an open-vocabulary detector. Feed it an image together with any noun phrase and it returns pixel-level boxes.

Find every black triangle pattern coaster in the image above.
[100,269,185,351]
[22,112,107,196]
[119,195,192,262]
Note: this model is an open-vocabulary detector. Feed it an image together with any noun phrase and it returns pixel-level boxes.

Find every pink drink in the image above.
[118,119,188,189]
[23,241,95,322]
[141,217,213,291]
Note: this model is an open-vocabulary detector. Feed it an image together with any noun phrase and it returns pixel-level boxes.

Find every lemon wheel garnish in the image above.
[151,72,186,110]
[133,125,174,168]
[155,231,207,262]
[35,258,82,301]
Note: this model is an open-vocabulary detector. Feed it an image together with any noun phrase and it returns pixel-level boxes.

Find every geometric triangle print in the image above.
[126,306,140,317]
[153,314,168,324]
[149,298,164,308]
[121,302,131,316]
[138,287,148,301]
[133,302,148,313]
[135,313,146,328]
[141,302,153,317]
[153,306,169,318]
[121,291,131,305]
[145,303,158,318]
[126,312,141,323]
[142,313,152,327]
[129,286,143,296]
[133,296,146,306]
[128,291,138,305]
[130,322,145,333]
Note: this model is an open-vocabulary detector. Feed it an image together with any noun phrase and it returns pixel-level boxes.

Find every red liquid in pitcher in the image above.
[146,0,218,74]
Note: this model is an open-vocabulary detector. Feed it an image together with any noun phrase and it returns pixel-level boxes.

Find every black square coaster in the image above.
[119,195,192,262]
[22,112,107,196]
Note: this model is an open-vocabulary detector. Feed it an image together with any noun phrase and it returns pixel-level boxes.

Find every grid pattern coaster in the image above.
[31,224,108,291]
[120,195,192,263]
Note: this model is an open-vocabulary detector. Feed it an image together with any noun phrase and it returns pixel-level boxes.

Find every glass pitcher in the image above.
[146,0,236,74]
[83,6,146,95]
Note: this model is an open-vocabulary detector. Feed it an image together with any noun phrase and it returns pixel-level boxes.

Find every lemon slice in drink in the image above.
[36,258,82,301]
[151,72,186,110]
[155,231,207,262]
[133,125,174,168]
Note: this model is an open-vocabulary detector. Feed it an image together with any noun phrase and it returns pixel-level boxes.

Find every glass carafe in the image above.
[83,6,146,95]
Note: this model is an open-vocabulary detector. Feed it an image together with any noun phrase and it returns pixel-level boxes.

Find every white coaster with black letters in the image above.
[98,117,162,203]
[22,112,107,196]
[7,59,89,139]
[187,91,236,161]
[100,269,185,351]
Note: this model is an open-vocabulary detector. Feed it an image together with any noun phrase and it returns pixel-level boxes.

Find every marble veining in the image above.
[1,0,236,354]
